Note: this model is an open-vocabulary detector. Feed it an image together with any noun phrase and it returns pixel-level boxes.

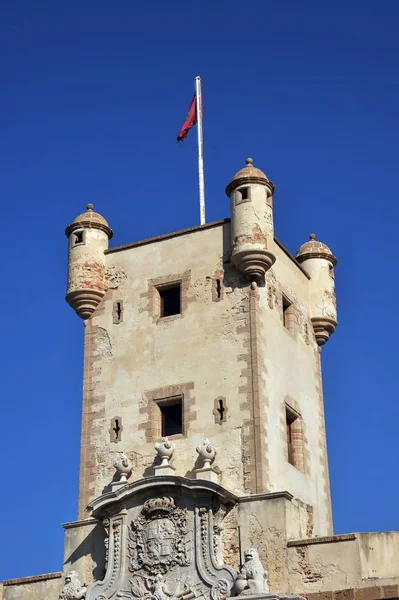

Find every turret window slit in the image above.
[235,186,251,205]
[113,300,124,324]
[71,230,86,247]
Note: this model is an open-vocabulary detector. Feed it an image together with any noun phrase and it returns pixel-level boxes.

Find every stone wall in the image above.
[78,221,250,514]
[305,585,399,600]
[288,531,399,594]
[257,240,332,537]
[63,519,105,588]
[1,572,62,600]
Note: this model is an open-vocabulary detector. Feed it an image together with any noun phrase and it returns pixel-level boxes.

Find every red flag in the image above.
[177,94,197,142]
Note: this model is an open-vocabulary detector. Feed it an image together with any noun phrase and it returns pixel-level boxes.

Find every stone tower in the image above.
[61,158,337,592]
[5,157,399,600]
[65,159,335,534]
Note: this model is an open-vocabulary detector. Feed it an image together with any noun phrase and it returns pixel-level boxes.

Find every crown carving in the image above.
[142,496,176,516]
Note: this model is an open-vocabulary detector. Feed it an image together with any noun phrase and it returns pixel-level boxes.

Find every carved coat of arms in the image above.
[86,493,236,600]
[128,497,192,576]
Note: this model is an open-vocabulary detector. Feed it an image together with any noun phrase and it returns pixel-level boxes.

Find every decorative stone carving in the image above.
[195,439,219,483]
[128,497,191,576]
[311,316,337,346]
[196,438,216,467]
[124,498,196,599]
[212,503,227,565]
[267,284,278,310]
[128,570,197,600]
[155,437,175,466]
[97,517,122,599]
[103,518,110,572]
[113,452,132,482]
[59,571,87,600]
[211,579,231,600]
[86,485,236,600]
[105,265,127,289]
[235,548,269,596]
[199,507,218,578]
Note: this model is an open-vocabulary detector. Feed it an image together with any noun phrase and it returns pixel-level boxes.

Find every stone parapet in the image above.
[2,572,63,586]
[288,531,399,594]
[304,585,399,600]
[2,572,63,600]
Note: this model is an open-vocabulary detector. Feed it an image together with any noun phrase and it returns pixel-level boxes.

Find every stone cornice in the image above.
[2,571,63,586]
[87,478,295,517]
[287,533,357,547]
[61,517,99,529]
[296,251,337,266]
[239,490,294,503]
[225,176,275,197]
[88,475,240,515]
[65,220,113,239]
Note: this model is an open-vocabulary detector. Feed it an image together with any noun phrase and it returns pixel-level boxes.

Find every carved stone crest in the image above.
[86,485,236,600]
[128,497,191,576]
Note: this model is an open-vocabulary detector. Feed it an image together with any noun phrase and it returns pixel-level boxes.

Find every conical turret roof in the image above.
[296,234,336,265]
[225,158,274,196]
[65,204,113,239]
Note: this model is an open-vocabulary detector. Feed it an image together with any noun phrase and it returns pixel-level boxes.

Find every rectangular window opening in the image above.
[159,284,181,318]
[285,404,304,471]
[236,187,250,204]
[282,295,292,329]
[160,398,183,436]
[286,409,296,466]
[72,230,85,246]
[240,186,249,200]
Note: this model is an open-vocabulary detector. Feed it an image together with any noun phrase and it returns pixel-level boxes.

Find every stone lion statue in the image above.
[59,571,87,600]
[235,548,269,595]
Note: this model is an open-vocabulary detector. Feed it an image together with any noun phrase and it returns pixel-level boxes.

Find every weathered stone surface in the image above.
[2,572,63,600]
[76,218,333,549]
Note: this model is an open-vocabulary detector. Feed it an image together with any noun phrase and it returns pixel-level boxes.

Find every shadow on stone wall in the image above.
[64,522,106,581]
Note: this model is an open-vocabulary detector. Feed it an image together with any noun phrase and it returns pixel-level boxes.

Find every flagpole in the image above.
[195,76,206,225]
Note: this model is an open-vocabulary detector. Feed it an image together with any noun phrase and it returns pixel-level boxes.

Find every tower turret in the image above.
[226,157,276,282]
[296,233,337,345]
[65,203,112,319]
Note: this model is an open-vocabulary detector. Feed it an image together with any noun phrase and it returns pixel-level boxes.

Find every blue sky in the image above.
[1,0,398,581]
